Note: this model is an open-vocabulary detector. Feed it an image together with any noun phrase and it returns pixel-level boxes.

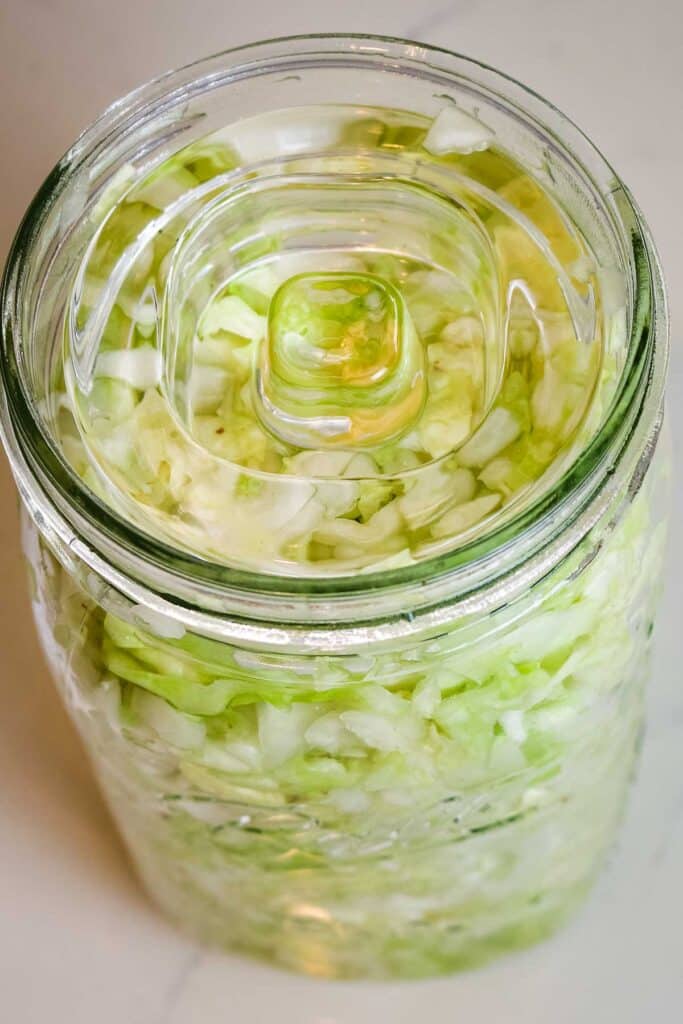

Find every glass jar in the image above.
[0,36,668,979]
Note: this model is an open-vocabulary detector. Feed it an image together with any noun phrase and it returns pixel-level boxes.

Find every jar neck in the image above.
[0,36,668,647]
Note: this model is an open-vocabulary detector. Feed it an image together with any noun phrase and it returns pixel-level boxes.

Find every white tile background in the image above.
[1,2,681,1021]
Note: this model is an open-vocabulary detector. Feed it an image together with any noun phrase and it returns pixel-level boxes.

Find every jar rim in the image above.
[0,34,668,641]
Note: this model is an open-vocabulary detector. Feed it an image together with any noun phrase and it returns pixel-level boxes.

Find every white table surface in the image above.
[1,2,682,1021]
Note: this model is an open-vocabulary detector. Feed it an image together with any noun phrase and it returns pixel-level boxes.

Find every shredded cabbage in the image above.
[95,346,161,390]
[422,105,494,156]
[56,105,613,576]
[23,458,666,975]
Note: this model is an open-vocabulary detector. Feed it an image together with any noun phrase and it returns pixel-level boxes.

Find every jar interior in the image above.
[1,39,659,621]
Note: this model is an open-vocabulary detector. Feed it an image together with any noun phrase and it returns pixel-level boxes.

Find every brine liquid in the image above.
[58,105,617,574]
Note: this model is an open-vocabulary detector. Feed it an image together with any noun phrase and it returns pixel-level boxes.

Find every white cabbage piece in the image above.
[95,346,161,390]
[423,106,494,156]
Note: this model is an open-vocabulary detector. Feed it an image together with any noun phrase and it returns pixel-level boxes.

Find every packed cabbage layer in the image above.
[56,104,616,575]
[23,461,665,977]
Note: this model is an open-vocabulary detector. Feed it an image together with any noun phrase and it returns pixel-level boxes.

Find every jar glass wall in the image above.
[0,37,668,979]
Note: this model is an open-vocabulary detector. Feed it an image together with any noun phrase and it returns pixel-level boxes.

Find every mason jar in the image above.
[0,36,668,979]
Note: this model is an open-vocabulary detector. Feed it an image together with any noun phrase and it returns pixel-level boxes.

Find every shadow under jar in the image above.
[0,36,669,979]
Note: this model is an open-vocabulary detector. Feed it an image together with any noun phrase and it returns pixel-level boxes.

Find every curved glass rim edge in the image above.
[0,33,666,601]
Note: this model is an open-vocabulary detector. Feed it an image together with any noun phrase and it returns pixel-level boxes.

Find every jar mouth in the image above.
[0,34,668,627]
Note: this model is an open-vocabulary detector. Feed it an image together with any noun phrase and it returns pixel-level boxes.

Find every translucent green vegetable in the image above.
[24,462,665,976]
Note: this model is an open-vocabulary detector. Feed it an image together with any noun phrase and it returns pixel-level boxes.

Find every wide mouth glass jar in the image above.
[0,35,668,979]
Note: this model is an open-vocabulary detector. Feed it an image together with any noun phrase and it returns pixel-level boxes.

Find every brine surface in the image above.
[58,104,619,574]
